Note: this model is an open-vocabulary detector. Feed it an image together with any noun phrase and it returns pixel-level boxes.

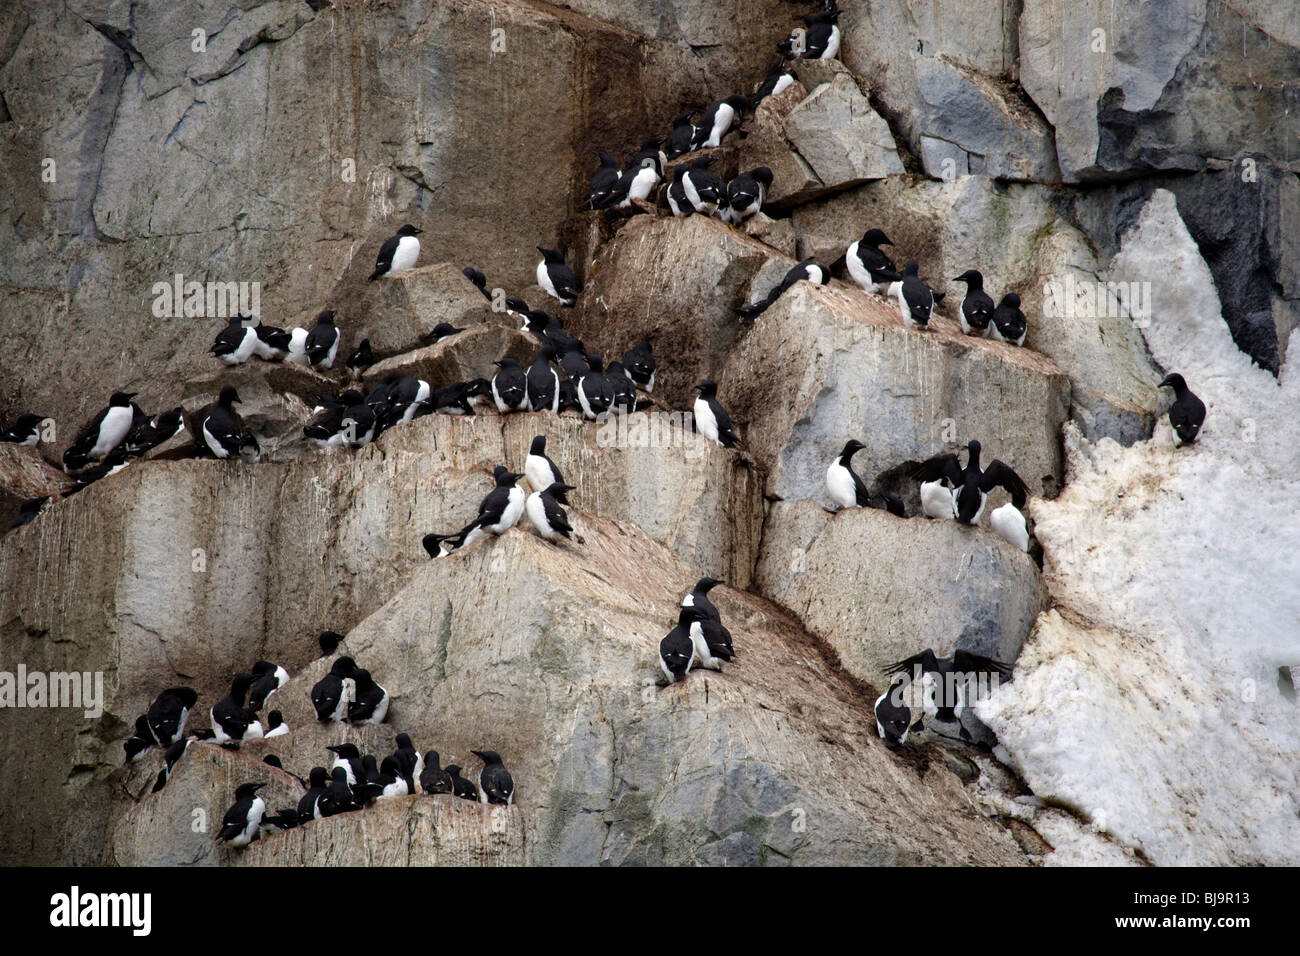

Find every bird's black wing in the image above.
[882,649,941,680]
[371,234,400,276]
[1170,394,1206,441]
[910,454,963,487]
[542,495,573,536]
[979,460,1028,508]
[951,649,1014,681]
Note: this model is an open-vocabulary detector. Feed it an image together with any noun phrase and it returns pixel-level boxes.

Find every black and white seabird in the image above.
[1158,373,1207,445]
[8,496,49,531]
[151,735,197,792]
[0,414,46,446]
[845,228,900,294]
[124,407,185,457]
[318,630,345,657]
[662,112,697,163]
[526,481,576,542]
[692,381,740,447]
[124,714,156,762]
[605,362,637,412]
[419,750,454,795]
[347,666,390,725]
[421,322,465,344]
[692,95,749,149]
[737,260,827,322]
[825,439,904,515]
[989,502,1029,551]
[201,386,252,460]
[491,359,529,414]
[613,153,662,209]
[264,710,289,738]
[658,609,696,683]
[218,783,267,848]
[685,605,733,671]
[473,750,514,805]
[253,324,292,361]
[589,152,622,209]
[989,293,1026,346]
[782,7,841,59]
[146,686,198,746]
[681,158,728,216]
[304,389,362,448]
[953,270,996,336]
[394,733,422,781]
[211,315,260,365]
[345,338,374,376]
[753,58,795,106]
[327,744,364,786]
[883,648,1013,740]
[297,767,329,821]
[462,266,492,300]
[446,765,480,802]
[305,310,340,369]
[210,673,264,744]
[316,767,364,817]
[524,435,565,492]
[576,356,614,421]
[525,345,561,414]
[369,224,423,280]
[874,675,922,749]
[536,247,581,306]
[247,660,290,711]
[896,261,937,329]
[456,468,527,551]
[67,391,137,466]
[621,341,656,392]
[385,375,432,425]
[310,656,355,722]
[376,756,411,798]
[911,440,1028,525]
[681,576,723,623]
[723,167,773,224]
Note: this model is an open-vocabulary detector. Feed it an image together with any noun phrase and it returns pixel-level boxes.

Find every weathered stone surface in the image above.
[719,280,1069,503]
[1019,0,1300,182]
[362,323,534,390]
[570,215,776,411]
[756,500,1048,688]
[0,0,729,453]
[791,177,1164,445]
[782,75,904,188]
[335,263,497,358]
[837,1,1059,183]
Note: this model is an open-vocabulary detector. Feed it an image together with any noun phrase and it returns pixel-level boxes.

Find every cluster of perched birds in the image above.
[217,738,514,849]
[656,577,736,683]
[119,630,515,849]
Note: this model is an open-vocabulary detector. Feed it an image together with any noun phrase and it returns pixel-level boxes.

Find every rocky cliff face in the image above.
[0,0,1296,866]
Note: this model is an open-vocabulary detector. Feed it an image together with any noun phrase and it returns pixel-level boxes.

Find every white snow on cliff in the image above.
[977,189,1300,865]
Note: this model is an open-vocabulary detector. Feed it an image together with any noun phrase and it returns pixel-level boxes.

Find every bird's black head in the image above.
[587,354,605,373]
[163,686,199,708]
[432,322,464,339]
[215,385,241,408]
[671,111,694,127]
[327,743,360,758]
[395,733,413,749]
[12,413,46,430]
[109,391,137,406]
[723,94,750,113]
[691,155,718,170]
[545,482,576,504]
[529,435,547,454]
[318,630,344,655]
[537,246,563,263]
[330,655,357,676]
[841,438,865,458]
[445,765,462,777]
[632,340,652,353]
[496,471,523,486]
[309,767,329,787]
[397,224,423,237]
[862,228,891,247]
[423,750,440,768]
[694,380,718,396]
[999,292,1021,308]
[494,358,521,369]
[234,782,265,799]
[330,767,349,782]
[229,672,257,700]
[967,439,982,462]
[315,309,336,324]
[380,756,399,775]
[472,749,502,765]
[263,755,283,770]
[749,166,775,186]
[953,269,983,285]
[902,260,920,276]
[1158,373,1187,392]
[251,660,276,676]
[267,710,283,728]
[505,298,530,314]
[695,576,723,593]
[596,152,618,168]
